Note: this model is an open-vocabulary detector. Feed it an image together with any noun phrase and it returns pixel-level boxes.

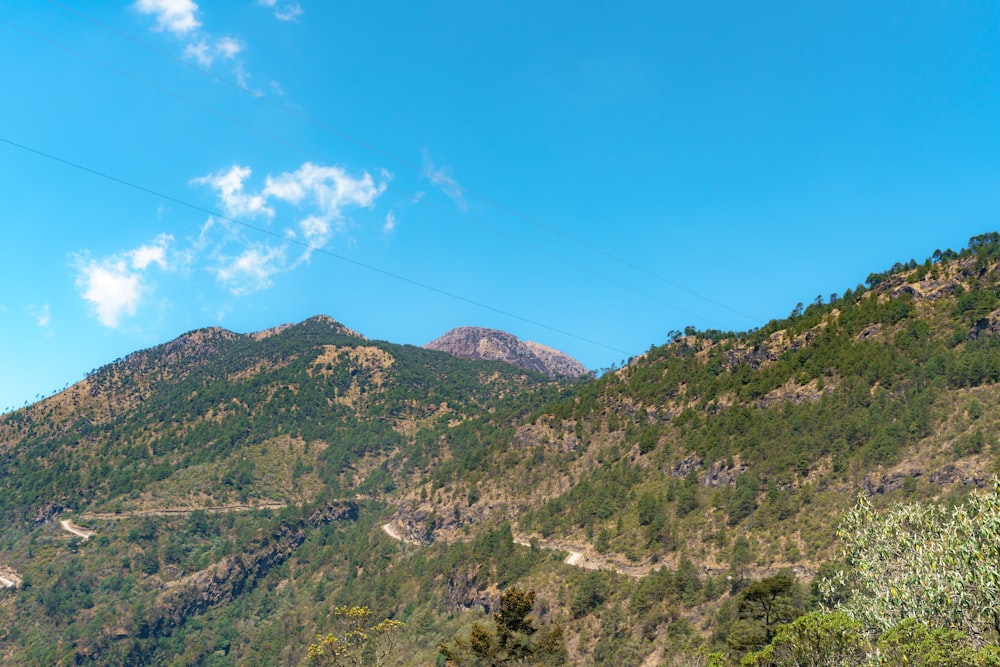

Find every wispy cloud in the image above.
[193,161,390,294]
[182,36,244,68]
[258,0,304,22]
[28,304,51,328]
[421,151,468,212]
[234,64,257,94]
[215,36,243,59]
[133,0,268,95]
[182,40,211,67]
[383,211,397,234]
[212,241,288,296]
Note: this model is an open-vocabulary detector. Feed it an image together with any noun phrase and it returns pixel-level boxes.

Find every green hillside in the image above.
[2,236,1000,665]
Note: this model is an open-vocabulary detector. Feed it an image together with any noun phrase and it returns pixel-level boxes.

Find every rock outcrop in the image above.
[424,327,587,378]
[139,502,356,642]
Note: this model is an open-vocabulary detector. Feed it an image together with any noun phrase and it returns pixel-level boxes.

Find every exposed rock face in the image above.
[424,327,587,378]
[141,502,356,639]
[861,466,990,496]
[968,307,1000,340]
[522,340,589,378]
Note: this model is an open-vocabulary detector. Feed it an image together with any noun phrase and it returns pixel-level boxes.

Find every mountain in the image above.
[424,326,588,378]
[1,235,1000,664]
[0,313,572,664]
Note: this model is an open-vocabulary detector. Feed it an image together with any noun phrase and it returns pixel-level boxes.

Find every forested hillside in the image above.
[2,236,1000,665]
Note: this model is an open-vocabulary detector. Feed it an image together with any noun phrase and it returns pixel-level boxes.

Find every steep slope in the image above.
[424,326,588,378]
[406,235,1000,593]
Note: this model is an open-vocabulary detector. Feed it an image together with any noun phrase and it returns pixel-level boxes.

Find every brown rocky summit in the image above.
[424,327,588,378]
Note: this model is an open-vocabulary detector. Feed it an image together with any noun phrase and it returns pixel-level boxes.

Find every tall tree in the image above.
[439,587,564,666]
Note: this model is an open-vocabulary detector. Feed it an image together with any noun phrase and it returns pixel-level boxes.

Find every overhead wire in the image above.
[1,14,725,328]
[0,135,631,356]
[45,0,765,327]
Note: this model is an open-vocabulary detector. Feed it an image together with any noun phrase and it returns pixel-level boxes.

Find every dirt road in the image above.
[379,524,649,578]
[513,533,648,577]
[59,519,95,541]
[80,502,287,520]
[0,569,20,589]
[381,522,422,545]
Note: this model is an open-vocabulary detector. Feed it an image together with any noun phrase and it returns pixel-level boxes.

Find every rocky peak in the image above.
[423,327,588,378]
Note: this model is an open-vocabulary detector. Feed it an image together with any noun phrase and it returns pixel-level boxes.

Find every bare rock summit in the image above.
[424,327,588,378]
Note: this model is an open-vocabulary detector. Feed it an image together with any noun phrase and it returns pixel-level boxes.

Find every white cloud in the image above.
[215,36,244,59]
[260,172,305,203]
[183,36,244,67]
[264,162,388,220]
[133,0,201,35]
[76,258,143,328]
[192,165,273,218]
[74,236,175,328]
[129,233,173,270]
[183,40,212,67]
[292,216,332,264]
[258,0,304,21]
[383,211,397,234]
[300,216,331,245]
[422,151,468,212]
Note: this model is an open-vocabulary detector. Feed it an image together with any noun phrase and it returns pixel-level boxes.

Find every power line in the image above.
[0,135,631,356]
[46,0,765,326]
[2,15,724,328]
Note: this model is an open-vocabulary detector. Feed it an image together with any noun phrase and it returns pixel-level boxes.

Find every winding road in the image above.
[59,519,95,541]
[512,534,639,575]
[81,502,287,520]
[381,521,648,577]
[55,502,290,544]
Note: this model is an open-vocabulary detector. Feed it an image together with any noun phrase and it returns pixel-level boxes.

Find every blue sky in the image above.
[2,1,999,412]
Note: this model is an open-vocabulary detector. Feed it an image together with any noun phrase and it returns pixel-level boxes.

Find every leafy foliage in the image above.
[824,482,1000,643]
[741,611,870,667]
[306,605,403,667]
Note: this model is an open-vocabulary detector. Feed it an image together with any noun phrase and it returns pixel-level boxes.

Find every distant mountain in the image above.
[423,326,588,378]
